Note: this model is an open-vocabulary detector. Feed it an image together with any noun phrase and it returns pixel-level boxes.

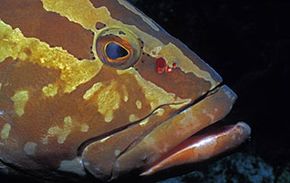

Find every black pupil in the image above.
[106,42,129,60]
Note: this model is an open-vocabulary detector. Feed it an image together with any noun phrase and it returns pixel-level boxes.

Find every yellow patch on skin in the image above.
[83,82,103,100]
[41,0,216,87]
[133,72,176,110]
[136,100,142,109]
[42,84,58,97]
[121,85,129,102]
[99,136,111,143]
[118,68,191,110]
[11,90,29,117]
[139,118,150,126]
[97,81,121,123]
[150,46,162,57]
[80,123,89,132]
[104,115,113,123]
[0,20,103,93]
[123,95,129,103]
[1,123,11,140]
[0,83,2,92]
[42,0,103,31]
[42,116,74,144]
[129,114,138,122]
[154,108,165,116]
[169,100,191,110]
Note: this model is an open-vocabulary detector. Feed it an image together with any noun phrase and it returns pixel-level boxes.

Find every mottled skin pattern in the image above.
[0,0,251,182]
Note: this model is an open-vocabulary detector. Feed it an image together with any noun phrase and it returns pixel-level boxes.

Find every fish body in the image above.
[0,0,250,181]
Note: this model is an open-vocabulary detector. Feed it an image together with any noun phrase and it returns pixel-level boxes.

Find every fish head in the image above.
[0,0,250,181]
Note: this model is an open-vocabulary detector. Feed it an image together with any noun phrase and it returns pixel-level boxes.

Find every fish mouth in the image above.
[80,85,251,181]
[111,85,251,178]
[140,85,251,176]
[138,85,251,176]
[140,121,251,176]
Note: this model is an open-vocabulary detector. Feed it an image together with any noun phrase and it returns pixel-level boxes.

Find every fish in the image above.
[0,0,251,182]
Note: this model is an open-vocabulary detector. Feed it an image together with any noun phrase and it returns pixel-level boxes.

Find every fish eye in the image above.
[95,28,141,69]
[105,42,129,60]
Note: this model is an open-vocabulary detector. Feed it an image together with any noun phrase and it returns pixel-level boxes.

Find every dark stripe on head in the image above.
[90,0,170,44]
[0,0,94,60]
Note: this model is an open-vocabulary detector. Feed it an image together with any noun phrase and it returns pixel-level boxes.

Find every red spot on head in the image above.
[156,57,167,74]
[156,58,177,74]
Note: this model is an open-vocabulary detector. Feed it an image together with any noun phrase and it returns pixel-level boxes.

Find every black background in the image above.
[1,0,290,182]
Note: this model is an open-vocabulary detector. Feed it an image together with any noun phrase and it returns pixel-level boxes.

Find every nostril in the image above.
[172,62,177,68]
[142,156,149,164]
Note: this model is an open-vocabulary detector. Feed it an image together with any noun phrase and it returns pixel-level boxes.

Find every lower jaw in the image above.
[140,121,251,176]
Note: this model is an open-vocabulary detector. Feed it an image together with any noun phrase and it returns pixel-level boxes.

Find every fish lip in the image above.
[140,121,251,176]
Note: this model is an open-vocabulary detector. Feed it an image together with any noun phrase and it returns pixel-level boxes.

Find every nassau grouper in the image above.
[0,0,251,182]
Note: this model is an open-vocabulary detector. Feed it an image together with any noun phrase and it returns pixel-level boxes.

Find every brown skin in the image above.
[0,0,250,181]
[0,0,94,59]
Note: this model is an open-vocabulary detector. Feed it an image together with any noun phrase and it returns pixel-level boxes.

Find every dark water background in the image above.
[2,0,290,182]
